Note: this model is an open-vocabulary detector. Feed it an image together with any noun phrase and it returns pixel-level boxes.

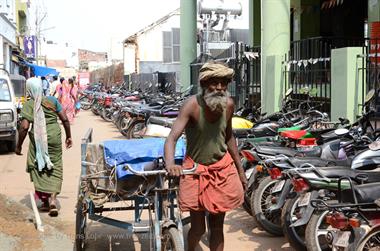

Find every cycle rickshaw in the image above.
[75,128,194,250]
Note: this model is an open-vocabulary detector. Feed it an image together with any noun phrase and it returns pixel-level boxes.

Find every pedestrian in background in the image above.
[41,76,50,96]
[15,77,72,217]
[57,78,77,124]
[50,76,60,97]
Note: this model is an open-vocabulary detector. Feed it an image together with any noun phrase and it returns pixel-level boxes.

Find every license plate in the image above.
[272,180,285,193]
[298,192,311,207]
[333,231,351,248]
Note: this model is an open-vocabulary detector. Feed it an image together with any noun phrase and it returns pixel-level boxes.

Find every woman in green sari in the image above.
[16,77,72,217]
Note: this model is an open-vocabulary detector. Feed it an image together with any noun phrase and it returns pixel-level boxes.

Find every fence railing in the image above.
[284,37,366,114]
[190,42,261,110]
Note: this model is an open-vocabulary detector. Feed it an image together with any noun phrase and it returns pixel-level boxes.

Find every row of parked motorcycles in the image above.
[79,83,187,138]
[237,88,380,251]
[80,82,380,250]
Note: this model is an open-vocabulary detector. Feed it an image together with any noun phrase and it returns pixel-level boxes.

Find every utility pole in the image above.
[34,3,47,65]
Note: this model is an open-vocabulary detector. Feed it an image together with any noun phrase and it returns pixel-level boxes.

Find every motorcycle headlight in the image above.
[0,111,13,123]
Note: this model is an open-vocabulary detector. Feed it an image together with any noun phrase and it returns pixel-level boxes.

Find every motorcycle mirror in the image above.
[369,141,380,151]
[285,88,293,97]
[364,89,375,104]
[334,128,349,136]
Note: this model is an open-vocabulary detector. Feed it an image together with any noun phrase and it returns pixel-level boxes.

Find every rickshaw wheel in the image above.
[75,201,87,251]
[161,227,184,251]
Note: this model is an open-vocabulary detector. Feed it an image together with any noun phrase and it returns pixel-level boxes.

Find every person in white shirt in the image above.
[50,76,60,97]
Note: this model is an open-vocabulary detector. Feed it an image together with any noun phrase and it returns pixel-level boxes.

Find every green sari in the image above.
[21,97,63,194]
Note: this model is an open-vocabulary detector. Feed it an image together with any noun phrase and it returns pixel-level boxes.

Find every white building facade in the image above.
[0,0,17,73]
[123,9,181,75]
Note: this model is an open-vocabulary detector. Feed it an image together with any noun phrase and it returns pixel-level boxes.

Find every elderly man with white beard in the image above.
[164,62,247,251]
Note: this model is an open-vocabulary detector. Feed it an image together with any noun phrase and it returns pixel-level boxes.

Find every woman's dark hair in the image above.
[68,78,74,85]
[60,77,65,83]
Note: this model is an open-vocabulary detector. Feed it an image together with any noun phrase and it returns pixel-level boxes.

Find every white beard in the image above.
[203,89,229,114]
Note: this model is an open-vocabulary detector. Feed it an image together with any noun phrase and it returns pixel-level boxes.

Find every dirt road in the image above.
[0,111,291,251]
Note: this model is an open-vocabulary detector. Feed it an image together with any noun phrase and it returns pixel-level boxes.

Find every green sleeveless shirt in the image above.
[185,94,228,165]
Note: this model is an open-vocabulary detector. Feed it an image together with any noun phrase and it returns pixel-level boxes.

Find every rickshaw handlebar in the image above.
[124,163,198,176]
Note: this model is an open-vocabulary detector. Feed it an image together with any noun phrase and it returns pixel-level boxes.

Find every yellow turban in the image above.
[198,62,234,85]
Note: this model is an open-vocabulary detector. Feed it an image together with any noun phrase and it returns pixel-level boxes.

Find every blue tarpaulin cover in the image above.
[24,61,59,76]
[103,138,186,180]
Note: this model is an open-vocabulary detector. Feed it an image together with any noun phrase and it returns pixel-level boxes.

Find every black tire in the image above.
[7,140,16,152]
[101,109,113,122]
[161,227,184,251]
[242,192,252,216]
[80,97,91,110]
[305,210,331,251]
[356,227,380,251]
[127,119,146,139]
[251,176,283,236]
[91,106,99,116]
[75,201,87,251]
[7,131,17,152]
[281,196,307,251]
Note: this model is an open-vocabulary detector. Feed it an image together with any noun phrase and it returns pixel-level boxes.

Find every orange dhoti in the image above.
[178,152,244,214]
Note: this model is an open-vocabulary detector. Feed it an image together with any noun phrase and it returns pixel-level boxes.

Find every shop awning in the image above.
[24,61,59,77]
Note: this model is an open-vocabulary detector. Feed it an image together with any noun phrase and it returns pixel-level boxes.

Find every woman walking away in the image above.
[15,77,72,217]
[58,78,77,124]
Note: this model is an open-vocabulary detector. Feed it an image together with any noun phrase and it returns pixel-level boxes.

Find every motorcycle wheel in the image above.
[281,196,307,251]
[251,176,283,236]
[127,119,146,139]
[101,109,113,122]
[304,210,331,251]
[80,97,91,110]
[119,118,131,137]
[91,106,99,116]
[356,227,380,251]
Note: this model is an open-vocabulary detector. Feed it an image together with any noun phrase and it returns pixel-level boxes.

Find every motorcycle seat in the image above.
[255,145,299,157]
[148,116,175,128]
[288,157,330,167]
[280,130,307,140]
[233,128,251,138]
[300,147,322,157]
[341,182,380,204]
[318,167,380,184]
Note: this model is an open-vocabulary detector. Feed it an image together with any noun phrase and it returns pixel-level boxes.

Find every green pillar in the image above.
[261,0,290,114]
[331,47,363,122]
[180,0,197,90]
[249,0,261,47]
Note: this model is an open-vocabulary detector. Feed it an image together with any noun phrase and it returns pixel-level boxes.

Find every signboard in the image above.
[370,22,380,64]
[78,72,90,87]
[23,36,37,59]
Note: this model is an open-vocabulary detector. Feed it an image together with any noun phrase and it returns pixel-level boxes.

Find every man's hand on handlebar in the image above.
[166,164,183,177]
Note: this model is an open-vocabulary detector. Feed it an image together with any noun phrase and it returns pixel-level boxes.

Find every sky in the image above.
[30,0,249,59]
[36,0,181,52]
